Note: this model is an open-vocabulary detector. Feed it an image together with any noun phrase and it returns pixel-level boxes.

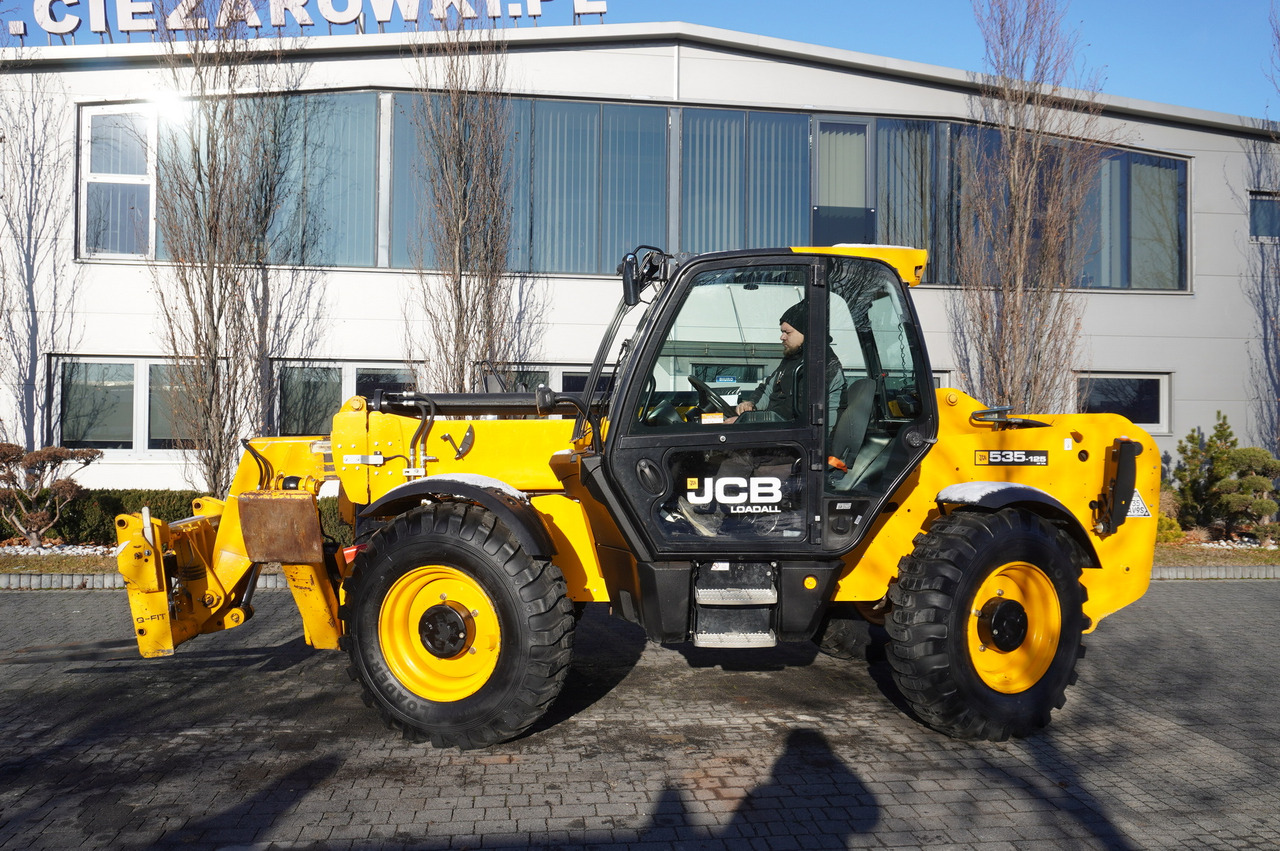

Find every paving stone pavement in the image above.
[0,581,1277,850]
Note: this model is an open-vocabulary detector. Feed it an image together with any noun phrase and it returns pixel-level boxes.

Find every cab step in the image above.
[693,630,776,649]
[694,587,778,605]
[692,561,778,648]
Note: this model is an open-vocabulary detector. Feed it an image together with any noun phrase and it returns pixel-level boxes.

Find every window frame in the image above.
[1077,371,1171,435]
[79,104,157,260]
[51,355,160,453]
[1249,190,1280,243]
[276,360,419,436]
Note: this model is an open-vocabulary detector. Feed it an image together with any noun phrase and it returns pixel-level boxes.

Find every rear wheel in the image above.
[815,605,875,661]
[886,508,1087,741]
[341,503,574,749]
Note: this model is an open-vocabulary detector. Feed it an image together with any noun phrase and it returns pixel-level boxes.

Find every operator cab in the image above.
[601,248,937,558]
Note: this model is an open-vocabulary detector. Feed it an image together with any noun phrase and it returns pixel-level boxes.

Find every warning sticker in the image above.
[1126,490,1151,518]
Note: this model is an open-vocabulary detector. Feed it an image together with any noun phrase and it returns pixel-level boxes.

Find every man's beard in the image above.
[783,343,802,358]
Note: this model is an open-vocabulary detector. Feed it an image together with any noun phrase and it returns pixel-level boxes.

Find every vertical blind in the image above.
[1130,155,1186,290]
[601,104,668,270]
[877,119,932,251]
[533,101,600,274]
[682,109,745,254]
[746,112,809,248]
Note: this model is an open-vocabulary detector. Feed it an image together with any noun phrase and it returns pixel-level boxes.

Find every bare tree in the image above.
[0,75,81,450]
[150,2,324,492]
[1246,9,1280,454]
[1244,136,1280,455]
[948,0,1112,413]
[403,8,542,393]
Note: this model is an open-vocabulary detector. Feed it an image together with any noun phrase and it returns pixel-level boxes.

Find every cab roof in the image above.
[789,245,929,287]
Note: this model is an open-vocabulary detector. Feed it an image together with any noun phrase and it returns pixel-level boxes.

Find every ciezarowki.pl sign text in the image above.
[12,0,607,38]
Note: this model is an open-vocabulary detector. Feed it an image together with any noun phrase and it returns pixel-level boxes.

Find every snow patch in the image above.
[420,473,530,503]
[937,482,1013,503]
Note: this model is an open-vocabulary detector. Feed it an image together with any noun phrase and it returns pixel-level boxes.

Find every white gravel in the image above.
[0,544,115,557]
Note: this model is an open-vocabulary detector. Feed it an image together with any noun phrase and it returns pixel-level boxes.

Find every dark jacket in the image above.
[746,347,844,421]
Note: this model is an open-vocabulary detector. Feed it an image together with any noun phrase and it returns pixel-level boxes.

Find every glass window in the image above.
[601,104,668,270]
[877,119,932,251]
[507,368,549,391]
[391,95,533,272]
[292,93,378,267]
[814,122,872,245]
[355,367,415,398]
[1129,155,1185,290]
[1078,373,1169,433]
[562,372,614,394]
[390,92,432,270]
[61,362,134,449]
[533,101,600,274]
[150,93,376,268]
[682,110,811,254]
[148,364,200,450]
[682,109,746,254]
[83,110,152,256]
[635,263,811,428]
[1080,152,1187,290]
[508,99,533,272]
[1250,192,1280,240]
[280,366,342,436]
[89,113,148,175]
[747,112,810,248]
[825,256,931,495]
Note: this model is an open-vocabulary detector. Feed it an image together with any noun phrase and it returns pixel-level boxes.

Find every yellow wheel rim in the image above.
[966,561,1060,694]
[378,566,501,702]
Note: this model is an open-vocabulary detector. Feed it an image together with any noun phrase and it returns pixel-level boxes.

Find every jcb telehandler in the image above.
[115,245,1158,748]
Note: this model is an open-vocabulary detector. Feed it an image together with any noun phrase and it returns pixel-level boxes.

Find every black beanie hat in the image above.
[780,300,807,334]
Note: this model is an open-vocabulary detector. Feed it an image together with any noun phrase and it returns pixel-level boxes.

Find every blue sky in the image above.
[599,0,1277,119]
[5,0,1275,118]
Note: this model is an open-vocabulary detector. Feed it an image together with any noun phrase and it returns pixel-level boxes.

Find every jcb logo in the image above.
[686,476,783,506]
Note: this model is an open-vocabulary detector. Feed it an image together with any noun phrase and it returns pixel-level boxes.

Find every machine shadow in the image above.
[526,604,648,735]
[672,637,820,670]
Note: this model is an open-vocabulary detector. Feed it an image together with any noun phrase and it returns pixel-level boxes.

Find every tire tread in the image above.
[342,502,575,749]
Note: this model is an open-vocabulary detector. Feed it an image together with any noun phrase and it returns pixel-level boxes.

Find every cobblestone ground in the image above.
[0,581,1277,850]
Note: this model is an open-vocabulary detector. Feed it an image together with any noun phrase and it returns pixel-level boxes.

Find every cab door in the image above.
[602,251,938,561]
[603,253,831,559]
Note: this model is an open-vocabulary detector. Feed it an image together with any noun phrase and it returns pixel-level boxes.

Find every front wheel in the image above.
[886,508,1087,741]
[341,503,575,749]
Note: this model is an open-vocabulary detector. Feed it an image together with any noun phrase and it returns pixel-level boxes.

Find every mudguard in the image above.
[934,481,1098,568]
[936,481,1071,515]
[359,474,556,559]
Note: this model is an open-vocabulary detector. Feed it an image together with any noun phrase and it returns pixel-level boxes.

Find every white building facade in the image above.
[1,20,1276,489]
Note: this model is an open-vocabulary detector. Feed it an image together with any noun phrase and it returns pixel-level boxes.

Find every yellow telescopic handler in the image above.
[115,245,1158,748]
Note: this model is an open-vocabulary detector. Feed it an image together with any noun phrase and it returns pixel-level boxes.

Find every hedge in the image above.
[1,489,353,547]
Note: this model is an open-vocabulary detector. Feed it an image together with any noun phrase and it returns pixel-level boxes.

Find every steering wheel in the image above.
[687,376,736,417]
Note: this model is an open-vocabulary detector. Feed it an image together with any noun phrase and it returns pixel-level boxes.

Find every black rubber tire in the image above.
[815,606,874,661]
[340,502,575,749]
[886,508,1087,741]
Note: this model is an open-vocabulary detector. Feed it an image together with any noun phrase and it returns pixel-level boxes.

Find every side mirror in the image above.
[620,253,640,307]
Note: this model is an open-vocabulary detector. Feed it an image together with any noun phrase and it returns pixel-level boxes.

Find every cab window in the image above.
[633,264,812,429]
[825,257,930,495]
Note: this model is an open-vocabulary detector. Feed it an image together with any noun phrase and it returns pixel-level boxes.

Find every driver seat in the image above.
[829,378,876,485]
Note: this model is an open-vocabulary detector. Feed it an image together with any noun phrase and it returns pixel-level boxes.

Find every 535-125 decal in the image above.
[975,450,1049,467]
